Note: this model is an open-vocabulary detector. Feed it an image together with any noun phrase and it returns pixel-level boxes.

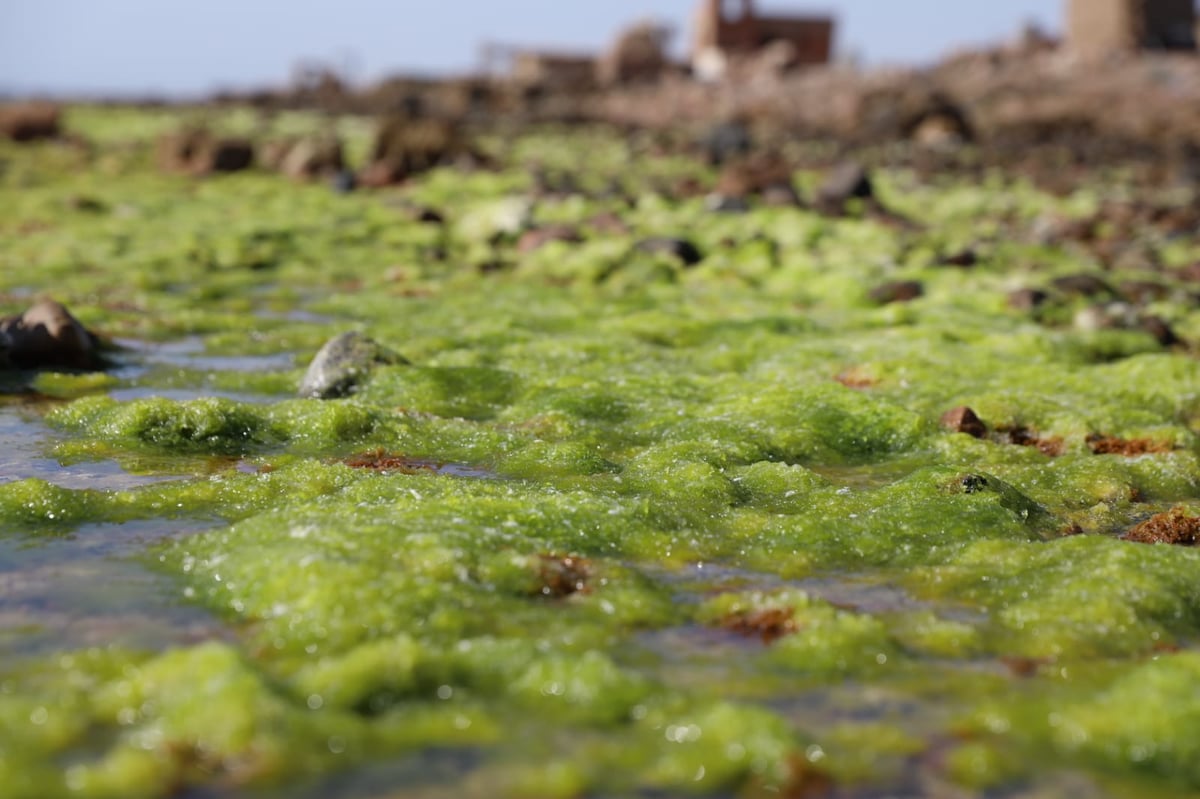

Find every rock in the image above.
[157,129,254,175]
[940,406,987,439]
[1007,288,1049,311]
[360,117,475,187]
[1139,315,1183,348]
[702,119,753,166]
[868,280,924,305]
[0,102,61,142]
[634,237,703,267]
[330,169,357,194]
[715,157,801,208]
[1051,274,1114,298]
[0,299,103,371]
[704,193,750,213]
[816,162,873,214]
[585,212,630,236]
[937,248,978,268]
[517,225,583,253]
[280,135,344,180]
[1122,508,1200,546]
[298,332,408,399]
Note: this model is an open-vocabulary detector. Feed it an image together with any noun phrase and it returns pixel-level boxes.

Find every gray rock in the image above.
[298,331,408,399]
[634,237,704,267]
[817,162,874,213]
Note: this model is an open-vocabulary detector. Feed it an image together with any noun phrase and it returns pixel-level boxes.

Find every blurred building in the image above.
[1067,0,1196,60]
[691,0,834,77]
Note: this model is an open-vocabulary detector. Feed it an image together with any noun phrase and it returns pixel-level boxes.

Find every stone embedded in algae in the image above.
[298,331,409,399]
[0,298,106,371]
[1122,507,1200,546]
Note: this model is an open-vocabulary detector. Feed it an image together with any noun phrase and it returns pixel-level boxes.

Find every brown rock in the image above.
[0,299,103,370]
[1051,273,1114,298]
[360,117,476,187]
[1139,315,1183,348]
[279,135,344,180]
[1123,508,1200,546]
[0,102,61,142]
[816,161,873,213]
[1007,288,1049,311]
[940,406,987,438]
[937,248,978,268]
[517,225,582,254]
[868,280,924,305]
[157,129,254,175]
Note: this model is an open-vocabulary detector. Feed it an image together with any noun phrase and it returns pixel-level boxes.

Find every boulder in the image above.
[634,237,703,267]
[157,129,254,175]
[280,135,344,180]
[0,299,104,371]
[359,117,475,187]
[298,331,408,399]
[815,162,875,215]
[0,102,61,142]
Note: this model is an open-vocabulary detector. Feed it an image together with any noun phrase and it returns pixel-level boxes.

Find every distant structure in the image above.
[1067,0,1196,60]
[691,0,834,77]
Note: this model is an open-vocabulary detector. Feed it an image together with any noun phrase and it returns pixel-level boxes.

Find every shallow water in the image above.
[0,519,229,658]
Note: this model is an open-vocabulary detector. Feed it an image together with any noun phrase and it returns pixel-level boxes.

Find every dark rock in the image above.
[1139,315,1183,347]
[702,119,753,166]
[940,406,987,439]
[208,139,255,173]
[298,331,408,399]
[959,474,989,493]
[816,162,873,214]
[1007,288,1049,311]
[1051,274,1114,298]
[330,169,357,194]
[0,299,104,371]
[868,280,924,305]
[65,195,107,213]
[634,237,703,267]
[938,249,978,268]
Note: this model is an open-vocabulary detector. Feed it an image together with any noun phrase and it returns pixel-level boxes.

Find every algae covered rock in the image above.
[298,331,409,399]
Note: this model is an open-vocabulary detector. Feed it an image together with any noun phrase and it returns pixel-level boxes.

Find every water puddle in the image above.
[0,406,181,490]
[809,458,923,491]
[116,336,297,374]
[107,386,279,404]
[0,520,231,658]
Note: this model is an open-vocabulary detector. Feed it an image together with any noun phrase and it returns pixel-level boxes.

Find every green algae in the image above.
[3,109,1200,798]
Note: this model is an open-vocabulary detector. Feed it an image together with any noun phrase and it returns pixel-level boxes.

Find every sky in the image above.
[0,1,1061,98]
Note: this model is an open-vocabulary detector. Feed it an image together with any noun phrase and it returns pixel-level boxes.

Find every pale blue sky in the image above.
[1,1,1060,98]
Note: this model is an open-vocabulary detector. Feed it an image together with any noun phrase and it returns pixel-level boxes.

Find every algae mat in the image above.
[2,109,1200,798]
